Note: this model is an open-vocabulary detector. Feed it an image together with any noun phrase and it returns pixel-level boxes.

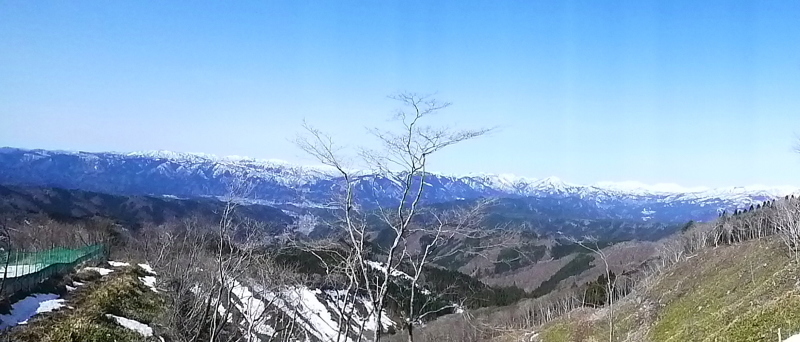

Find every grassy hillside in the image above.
[6,265,164,342]
[397,200,800,342]
[534,238,800,342]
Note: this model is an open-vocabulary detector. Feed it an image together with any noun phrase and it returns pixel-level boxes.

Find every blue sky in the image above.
[1,1,799,187]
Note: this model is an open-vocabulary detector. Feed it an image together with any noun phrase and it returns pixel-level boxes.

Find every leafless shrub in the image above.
[126,180,306,342]
[384,288,586,342]
[773,200,800,261]
[2,215,120,252]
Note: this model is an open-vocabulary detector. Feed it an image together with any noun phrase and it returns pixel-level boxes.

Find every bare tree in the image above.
[296,92,492,342]
[140,179,304,342]
[393,199,526,342]
[566,235,615,342]
[774,199,800,262]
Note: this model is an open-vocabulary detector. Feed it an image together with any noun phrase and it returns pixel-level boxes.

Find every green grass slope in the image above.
[535,238,800,342]
[7,265,164,342]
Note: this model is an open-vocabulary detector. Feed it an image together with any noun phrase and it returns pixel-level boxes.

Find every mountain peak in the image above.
[536,176,565,186]
[592,181,711,195]
[2,147,797,206]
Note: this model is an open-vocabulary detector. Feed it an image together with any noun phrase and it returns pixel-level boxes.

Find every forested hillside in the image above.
[399,197,800,342]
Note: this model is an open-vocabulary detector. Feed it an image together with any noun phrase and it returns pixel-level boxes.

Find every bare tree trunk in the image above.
[569,236,614,342]
[296,93,493,342]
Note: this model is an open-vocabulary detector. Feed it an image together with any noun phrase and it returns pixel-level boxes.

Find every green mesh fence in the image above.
[0,244,106,297]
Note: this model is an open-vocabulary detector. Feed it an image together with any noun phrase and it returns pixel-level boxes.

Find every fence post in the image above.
[1,249,9,297]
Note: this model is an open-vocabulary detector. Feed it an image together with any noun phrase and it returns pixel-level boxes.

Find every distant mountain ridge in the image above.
[0,183,293,231]
[0,147,795,224]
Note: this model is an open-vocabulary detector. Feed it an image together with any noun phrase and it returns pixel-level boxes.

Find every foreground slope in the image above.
[3,263,163,342]
[399,201,800,342]
[534,237,800,342]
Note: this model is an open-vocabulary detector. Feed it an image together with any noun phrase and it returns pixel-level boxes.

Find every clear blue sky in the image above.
[2,1,799,187]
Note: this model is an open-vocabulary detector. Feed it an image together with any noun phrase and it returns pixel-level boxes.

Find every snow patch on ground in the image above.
[220,278,397,342]
[365,260,414,281]
[325,290,395,333]
[105,314,153,337]
[138,264,156,275]
[259,286,342,342]
[140,276,158,292]
[365,260,432,295]
[252,284,395,342]
[228,279,275,338]
[108,261,130,267]
[0,294,65,330]
[83,267,114,276]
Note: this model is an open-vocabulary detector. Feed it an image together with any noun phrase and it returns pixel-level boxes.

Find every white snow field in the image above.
[228,279,275,338]
[225,279,396,342]
[0,293,66,330]
[140,276,158,293]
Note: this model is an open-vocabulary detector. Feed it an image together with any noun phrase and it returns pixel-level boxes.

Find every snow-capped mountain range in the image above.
[0,147,796,224]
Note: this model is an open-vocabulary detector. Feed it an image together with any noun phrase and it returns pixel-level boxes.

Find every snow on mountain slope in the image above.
[0,147,796,224]
[225,279,396,342]
[124,150,334,187]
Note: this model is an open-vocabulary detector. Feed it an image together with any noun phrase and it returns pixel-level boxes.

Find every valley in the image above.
[1,146,799,342]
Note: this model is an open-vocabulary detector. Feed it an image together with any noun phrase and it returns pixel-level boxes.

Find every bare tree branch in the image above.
[294,92,493,342]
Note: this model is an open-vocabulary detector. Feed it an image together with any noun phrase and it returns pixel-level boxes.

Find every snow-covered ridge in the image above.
[125,150,336,186]
[456,173,797,199]
[592,180,798,197]
[2,147,797,203]
[126,150,296,166]
[131,149,796,199]
[1,147,334,187]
